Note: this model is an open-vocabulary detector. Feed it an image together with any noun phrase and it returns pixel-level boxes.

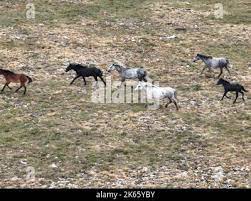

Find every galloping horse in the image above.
[0,69,32,95]
[193,54,231,78]
[107,63,148,85]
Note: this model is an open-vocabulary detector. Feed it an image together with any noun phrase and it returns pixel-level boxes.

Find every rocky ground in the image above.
[0,0,250,188]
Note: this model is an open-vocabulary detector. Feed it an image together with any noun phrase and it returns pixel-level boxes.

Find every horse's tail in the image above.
[173,90,179,110]
[137,68,148,81]
[143,69,148,78]
[98,69,103,77]
[226,59,232,68]
[174,90,178,101]
[26,76,33,84]
[241,86,248,92]
[141,68,150,81]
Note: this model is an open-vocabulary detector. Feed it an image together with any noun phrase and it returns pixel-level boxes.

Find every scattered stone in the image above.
[49,163,58,169]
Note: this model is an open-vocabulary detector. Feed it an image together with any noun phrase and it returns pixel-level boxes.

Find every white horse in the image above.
[135,82,179,110]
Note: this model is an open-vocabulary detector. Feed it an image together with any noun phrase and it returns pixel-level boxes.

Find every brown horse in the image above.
[0,69,32,95]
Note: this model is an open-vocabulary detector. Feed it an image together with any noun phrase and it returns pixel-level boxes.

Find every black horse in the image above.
[217,78,248,104]
[65,63,106,86]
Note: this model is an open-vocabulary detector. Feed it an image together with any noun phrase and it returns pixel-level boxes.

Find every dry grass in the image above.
[0,0,250,188]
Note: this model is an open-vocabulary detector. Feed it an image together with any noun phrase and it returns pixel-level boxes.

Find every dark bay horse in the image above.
[0,69,32,95]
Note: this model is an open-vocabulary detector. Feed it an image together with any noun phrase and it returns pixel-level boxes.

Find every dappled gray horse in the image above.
[193,54,231,78]
[107,63,148,85]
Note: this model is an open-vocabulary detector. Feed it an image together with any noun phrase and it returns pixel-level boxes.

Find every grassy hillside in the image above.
[0,0,250,188]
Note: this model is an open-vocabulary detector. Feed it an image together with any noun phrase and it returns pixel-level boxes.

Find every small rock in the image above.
[160,35,177,41]
[49,163,58,168]
[211,166,224,182]
[20,159,27,165]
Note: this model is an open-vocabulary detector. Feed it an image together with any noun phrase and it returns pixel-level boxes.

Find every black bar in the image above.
[0,189,248,200]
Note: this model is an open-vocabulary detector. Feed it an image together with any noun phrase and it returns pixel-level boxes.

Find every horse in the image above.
[0,69,32,95]
[217,78,248,104]
[107,63,148,85]
[65,63,106,87]
[193,54,231,78]
[135,82,179,110]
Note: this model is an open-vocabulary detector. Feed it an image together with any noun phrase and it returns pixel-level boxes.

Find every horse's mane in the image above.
[0,68,15,75]
[143,82,158,88]
[114,64,145,70]
[113,63,129,70]
[79,64,88,68]
[197,54,212,59]
[71,63,88,68]
[219,78,230,84]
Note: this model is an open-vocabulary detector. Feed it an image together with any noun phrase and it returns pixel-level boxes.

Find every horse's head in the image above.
[193,54,213,62]
[135,82,149,91]
[135,82,143,91]
[216,78,225,85]
[107,63,120,72]
[65,63,75,72]
[193,54,201,62]
[0,69,6,75]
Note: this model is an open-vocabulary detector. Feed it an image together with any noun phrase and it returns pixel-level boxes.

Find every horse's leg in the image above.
[217,68,223,78]
[82,76,87,85]
[173,99,179,111]
[99,76,106,86]
[240,91,245,102]
[200,66,207,75]
[119,78,125,87]
[116,79,125,98]
[70,75,81,85]
[23,86,27,95]
[165,98,172,108]
[7,84,12,90]
[233,91,239,104]
[220,91,228,101]
[1,83,7,92]
[224,88,231,99]
[225,66,231,76]
[3,81,12,90]
[15,86,23,93]
[93,76,98,88]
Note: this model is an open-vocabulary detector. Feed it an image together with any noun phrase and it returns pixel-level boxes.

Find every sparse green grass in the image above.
[170,0,251,24]
[0,0,250,188]
[0,0,150,27]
